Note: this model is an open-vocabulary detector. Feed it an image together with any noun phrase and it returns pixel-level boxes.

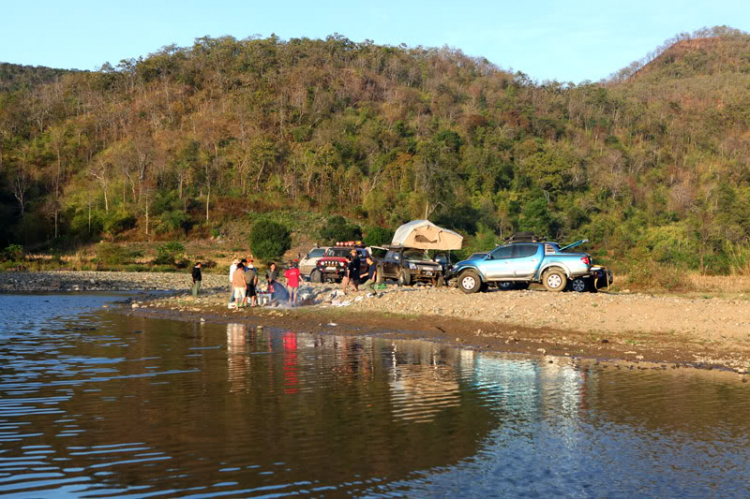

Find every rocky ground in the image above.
[0,270,228,292]
[3,270,750,374]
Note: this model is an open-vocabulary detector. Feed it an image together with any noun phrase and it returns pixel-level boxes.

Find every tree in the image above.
[249,220,291,261]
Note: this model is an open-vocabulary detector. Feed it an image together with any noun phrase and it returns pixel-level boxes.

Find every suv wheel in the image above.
[570,277,587,293]
[459,270,481,294]
[310,269,322,283]
[499,281,515,291]
[543,268,567,292]
[398,270,412,286]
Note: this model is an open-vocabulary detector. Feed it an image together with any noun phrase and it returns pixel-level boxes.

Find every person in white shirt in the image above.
[228,258,239,305]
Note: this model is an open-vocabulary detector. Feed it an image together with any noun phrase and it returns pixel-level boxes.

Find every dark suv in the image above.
[376,246,443,286]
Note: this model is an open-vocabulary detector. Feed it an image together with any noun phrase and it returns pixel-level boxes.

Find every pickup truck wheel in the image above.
[570,277,587,293]
[398,270,412,286]
[543,269,567,292]
[498,281,515,291]
[310,269,322,283]
[459,270,482,294]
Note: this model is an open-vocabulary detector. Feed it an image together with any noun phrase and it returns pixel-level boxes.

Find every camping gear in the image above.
[391,220,463,250]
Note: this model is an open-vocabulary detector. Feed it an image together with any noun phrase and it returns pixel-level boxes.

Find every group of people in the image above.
[341,249,378,295]
[229,258,302,308]
[189,250,378,305]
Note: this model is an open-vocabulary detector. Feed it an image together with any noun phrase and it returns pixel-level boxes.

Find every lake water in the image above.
[1,294,749,497]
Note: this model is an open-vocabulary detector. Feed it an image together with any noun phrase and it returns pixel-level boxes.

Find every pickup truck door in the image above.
[383,251,398,278]
[483,246,515,279]
[512,244,542,278]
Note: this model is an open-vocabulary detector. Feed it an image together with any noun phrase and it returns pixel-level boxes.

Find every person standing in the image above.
[232,261,247,310]
[266,262,279,292]
[245,259,259,307]
[191,262,202,297]
[343,249,360,294]
[284,260,301,305]
[228,258,239,305]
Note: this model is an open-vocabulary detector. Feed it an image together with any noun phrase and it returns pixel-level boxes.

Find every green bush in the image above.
[3,244,24,262]
[96,243,144,265]
[153,242,186,265]
[250,220,291,262]
[363,226,394,246]
[103,208,137,235]
[319,215,362,244]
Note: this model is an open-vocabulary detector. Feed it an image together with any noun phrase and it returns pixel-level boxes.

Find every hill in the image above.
[0,62,76,93]
[1,27,750,276]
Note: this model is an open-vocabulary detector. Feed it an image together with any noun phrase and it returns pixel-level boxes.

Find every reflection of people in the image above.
[191,262,202,296]
[232,261,247,310]
[284,261,301,305]
[226,323,248,392]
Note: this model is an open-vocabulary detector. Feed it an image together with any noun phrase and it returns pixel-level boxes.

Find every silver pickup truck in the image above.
[450,240,613,293]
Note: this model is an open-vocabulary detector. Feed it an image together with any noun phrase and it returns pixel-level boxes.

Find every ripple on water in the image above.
[0,295,749,497]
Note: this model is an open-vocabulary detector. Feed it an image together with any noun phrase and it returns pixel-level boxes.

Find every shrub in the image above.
[363,226,394,246]
[96,243,143,265]
[103,208,137,235]
[250,220,291,262]
[319,215,362,244]
[153,242,186,266]
[3,244,24,262]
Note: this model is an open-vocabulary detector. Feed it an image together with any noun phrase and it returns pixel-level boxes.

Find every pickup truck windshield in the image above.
[403,250,431,261]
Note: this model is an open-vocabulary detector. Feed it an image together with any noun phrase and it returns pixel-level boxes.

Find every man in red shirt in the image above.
[284,260,302,305]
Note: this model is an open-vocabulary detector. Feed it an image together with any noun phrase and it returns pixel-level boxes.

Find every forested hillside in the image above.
[1,26,749,274]
[0,62,75,92]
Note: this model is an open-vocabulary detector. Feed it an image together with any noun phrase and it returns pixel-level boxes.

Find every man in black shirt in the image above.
[343,249,360,294]
[191,262,202,297]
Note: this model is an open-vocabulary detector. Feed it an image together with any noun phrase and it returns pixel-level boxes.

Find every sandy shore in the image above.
[2,271,750,373]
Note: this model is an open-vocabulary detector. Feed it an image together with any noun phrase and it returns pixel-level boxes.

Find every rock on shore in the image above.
[0,270,228,293]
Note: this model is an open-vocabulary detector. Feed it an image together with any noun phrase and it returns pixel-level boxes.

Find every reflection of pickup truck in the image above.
[450,240,612,293]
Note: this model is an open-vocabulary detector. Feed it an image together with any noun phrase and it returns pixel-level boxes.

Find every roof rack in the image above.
[505,232,543,243]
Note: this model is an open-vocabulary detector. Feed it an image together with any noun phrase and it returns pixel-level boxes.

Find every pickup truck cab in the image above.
[451,240,596,293]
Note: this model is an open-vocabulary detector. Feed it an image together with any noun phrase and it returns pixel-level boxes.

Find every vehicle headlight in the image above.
[408,263,417,270]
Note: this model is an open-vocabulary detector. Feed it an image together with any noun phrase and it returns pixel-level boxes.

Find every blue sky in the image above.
[1,0,747,83]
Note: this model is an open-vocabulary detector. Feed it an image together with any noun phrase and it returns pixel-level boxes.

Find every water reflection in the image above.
[0,295,749,497]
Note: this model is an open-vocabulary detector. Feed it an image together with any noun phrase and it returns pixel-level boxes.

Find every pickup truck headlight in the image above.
[408,263,417,270]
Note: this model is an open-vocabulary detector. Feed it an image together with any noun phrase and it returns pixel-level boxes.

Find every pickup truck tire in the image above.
[459,270,482,294]
[376,265,384,284]
[310,269,322,283]
[498,281,515,291]
[398,270,412,286]
[543,268,567,292]
[570,277,587,293]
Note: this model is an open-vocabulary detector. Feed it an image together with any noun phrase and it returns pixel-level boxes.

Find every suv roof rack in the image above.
[505,232,543,243]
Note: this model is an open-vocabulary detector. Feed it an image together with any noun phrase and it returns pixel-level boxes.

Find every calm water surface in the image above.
[0,294,749,497]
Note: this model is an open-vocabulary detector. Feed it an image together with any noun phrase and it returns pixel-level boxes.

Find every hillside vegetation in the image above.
[1,26,750,275]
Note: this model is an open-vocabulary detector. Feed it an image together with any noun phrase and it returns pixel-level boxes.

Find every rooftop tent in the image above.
[391,220,463,250]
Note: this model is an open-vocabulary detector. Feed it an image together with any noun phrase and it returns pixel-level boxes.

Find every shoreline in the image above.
[127,291,750,375]
[2,270,750,374]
